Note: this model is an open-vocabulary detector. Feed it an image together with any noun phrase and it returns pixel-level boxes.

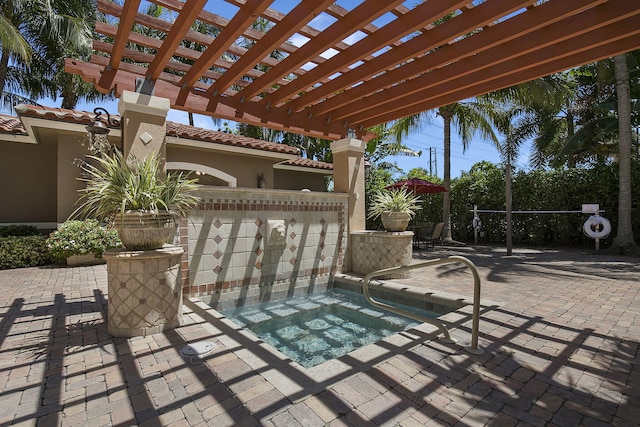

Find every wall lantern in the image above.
[87,107,120,136]
[257,173,266,188]
[86,107,121,154]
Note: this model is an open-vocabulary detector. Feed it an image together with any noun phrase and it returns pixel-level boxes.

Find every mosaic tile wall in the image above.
[350,231,413,279]
[177,188,349,309]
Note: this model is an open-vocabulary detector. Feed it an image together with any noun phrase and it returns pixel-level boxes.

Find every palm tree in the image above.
[543,52,638,250]
[37,0,97,109]
[0,0,34,109]
[491,78,570,254]
[613,53,636,250]
[391,100,499,242]
[0,0,93,111]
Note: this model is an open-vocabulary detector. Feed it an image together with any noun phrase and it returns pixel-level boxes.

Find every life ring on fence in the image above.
[583,215,611,239]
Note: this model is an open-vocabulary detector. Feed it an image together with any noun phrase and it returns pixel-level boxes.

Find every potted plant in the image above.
[73,151,200,250]
[46,219,121,265]
[367,188,421,232]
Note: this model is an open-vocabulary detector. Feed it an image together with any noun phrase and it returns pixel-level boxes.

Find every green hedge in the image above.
[46,219,121,261]
[0,224,40,237]
[450,162,640,246]
[0,235,52,269]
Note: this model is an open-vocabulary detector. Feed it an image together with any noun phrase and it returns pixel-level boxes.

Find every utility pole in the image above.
[428,147,438,176]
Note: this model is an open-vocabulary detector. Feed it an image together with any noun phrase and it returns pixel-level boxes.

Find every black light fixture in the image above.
[364,156,371,180]
[86,107,119,136]
[257,173,266,188]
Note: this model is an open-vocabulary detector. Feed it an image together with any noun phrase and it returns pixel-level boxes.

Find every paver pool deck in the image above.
[0,245,638,426]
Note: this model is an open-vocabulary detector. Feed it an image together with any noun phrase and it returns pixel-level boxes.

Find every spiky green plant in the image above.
[73,151,201,220]
[367,188,422,220]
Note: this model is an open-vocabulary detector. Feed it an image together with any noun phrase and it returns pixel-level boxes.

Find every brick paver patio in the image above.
[0,246,638,426]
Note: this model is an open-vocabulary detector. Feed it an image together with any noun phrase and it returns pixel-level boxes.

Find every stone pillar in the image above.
[104,246,184,337]
[330,137,366,232]
[118,90,171,173]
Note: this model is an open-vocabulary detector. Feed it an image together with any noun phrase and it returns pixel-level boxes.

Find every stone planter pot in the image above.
[381,211,411,232]
[115,211,176,250]
[66,253,105,267]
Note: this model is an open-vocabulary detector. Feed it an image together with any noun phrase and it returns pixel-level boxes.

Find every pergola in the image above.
[66,0,640,141]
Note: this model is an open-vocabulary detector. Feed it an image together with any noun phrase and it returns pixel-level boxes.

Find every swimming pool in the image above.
[220,288,450,368]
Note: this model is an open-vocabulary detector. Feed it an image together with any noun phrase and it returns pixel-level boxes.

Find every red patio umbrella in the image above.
[386,178,447,194]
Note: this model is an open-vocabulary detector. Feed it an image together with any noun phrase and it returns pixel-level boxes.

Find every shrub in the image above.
[0,235,52,269]
[0,224,39,237]
[46,219,121,261]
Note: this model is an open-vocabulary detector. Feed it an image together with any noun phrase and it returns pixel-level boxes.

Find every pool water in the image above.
[220,289,444,368]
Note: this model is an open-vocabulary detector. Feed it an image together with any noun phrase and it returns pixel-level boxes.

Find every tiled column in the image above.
[330,137,366,232]
[331,137,366,273]
[350,231,413,279]
[118,90,170,173]
[104,246,184,337]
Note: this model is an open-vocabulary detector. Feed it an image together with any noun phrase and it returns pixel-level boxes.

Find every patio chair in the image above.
[422,222,444,250]
[412,223,432,250]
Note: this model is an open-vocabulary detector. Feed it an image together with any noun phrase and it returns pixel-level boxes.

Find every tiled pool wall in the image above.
[176,188,349,310]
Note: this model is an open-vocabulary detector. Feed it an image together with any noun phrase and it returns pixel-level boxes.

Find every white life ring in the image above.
[583,215,611,239]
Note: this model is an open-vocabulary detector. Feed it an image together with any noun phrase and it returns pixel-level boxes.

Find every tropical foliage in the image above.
[367,188,422,221]
[0,235,51,269]
[73,152,201,221]
[46,219,121,260]
[0,0,97,111]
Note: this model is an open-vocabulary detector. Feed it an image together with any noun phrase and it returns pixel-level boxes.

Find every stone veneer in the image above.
[177,188,348,310]
[104,246,184,337]
[350,231,413,279]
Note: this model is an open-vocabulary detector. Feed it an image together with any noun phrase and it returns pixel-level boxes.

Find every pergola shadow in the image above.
[0,275,637,425]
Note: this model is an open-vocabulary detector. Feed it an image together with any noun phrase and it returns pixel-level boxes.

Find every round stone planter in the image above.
[381,211,411,232]
[103,245,184,337]
[115,211,176,250]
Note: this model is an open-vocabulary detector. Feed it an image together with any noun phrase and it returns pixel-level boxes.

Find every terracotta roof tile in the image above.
[165,122,299,155]
[15,104,98,126]
[4,105,334,170]
[11,104,301,155]
[282,157,333,170]
[0,114,27,134]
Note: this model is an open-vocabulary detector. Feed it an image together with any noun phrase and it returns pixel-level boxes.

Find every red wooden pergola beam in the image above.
[204,0,335,98]
[290,0,548,116]
[255,0,472,109]
[67,0,640,140]
[328,0,634,125]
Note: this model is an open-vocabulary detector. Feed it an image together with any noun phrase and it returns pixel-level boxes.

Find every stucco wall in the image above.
[177,187,348,309]
[56,134,91,222]
[274,169,328,192]
[166,145,278,189]
[0,140,57,223]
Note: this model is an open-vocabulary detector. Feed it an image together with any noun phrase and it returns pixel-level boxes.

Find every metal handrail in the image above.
[362,255,483,354]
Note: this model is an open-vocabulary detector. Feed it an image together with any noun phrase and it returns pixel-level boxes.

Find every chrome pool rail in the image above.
[362,255,483,355]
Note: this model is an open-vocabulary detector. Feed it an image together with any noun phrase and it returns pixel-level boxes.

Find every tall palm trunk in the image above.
[440,107,453,241]
[0,51,10,97]
[613,54,636,249]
